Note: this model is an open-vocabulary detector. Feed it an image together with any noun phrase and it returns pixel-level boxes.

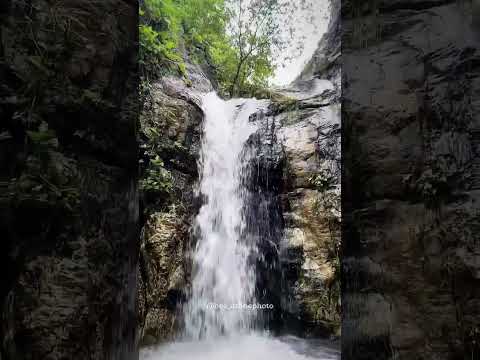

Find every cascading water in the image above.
[183,92,265,339]
[140,92,339,360]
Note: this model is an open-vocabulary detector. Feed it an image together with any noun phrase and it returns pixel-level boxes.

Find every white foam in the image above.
[141,334,339,360]
[183,92,268,339]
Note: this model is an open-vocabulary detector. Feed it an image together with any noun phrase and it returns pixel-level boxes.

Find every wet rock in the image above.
[0,1,139,359]
[247,0,341,337]
[343,0,480,358]
[137,56,211,344]
[138,210,188,344]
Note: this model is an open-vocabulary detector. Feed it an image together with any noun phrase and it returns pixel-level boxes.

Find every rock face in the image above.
[247,0,342,336]
[0,1,138,359]
[299,0,340,84]
[343,1,480,359]
[137,2,343,342]
[137,61,212,344]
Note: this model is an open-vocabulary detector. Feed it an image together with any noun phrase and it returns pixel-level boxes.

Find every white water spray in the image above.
[183,92,266,339]
[140,92,340,360]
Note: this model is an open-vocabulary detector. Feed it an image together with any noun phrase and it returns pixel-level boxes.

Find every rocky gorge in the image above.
[2,0,478,359]
[136,0,342,345]
[0,1,138,359]
[137,63,212,344]
[0,0,342,358]
[343,0,480,359]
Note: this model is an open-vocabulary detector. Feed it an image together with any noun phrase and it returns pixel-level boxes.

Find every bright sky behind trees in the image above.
[271,0,330,86]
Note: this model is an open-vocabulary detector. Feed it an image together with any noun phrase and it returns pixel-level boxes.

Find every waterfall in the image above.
[183,92,267,339]
[140,92,340,360]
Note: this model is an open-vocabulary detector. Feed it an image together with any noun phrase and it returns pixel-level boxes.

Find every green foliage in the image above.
[139,0,278,96]
[140,156,174,194]
[309,170,337,193]
[27,130,57,148]
[139,0,184,79]
[225,0,294,96]
[139,0,227,79]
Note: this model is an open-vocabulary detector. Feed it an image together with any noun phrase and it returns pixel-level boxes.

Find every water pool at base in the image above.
[141,333,339,360]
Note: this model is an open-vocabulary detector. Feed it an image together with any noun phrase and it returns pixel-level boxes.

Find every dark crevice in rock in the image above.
[379,0,457,13]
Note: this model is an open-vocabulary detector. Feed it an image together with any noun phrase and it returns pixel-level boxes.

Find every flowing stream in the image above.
[140,92,339,359]
[183,92,264,339]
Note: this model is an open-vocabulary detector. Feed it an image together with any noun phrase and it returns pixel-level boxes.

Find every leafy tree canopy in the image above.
[139,0,315,96]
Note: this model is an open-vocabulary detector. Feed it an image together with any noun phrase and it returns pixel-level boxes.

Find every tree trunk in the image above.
[230,58,245,97]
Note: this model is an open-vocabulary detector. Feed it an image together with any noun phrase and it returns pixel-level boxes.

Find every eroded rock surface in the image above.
[137,61,211,345]
[137,1,343,342]
[343,1,480,359]
[0,1,138,359]
[248,0,341,337]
